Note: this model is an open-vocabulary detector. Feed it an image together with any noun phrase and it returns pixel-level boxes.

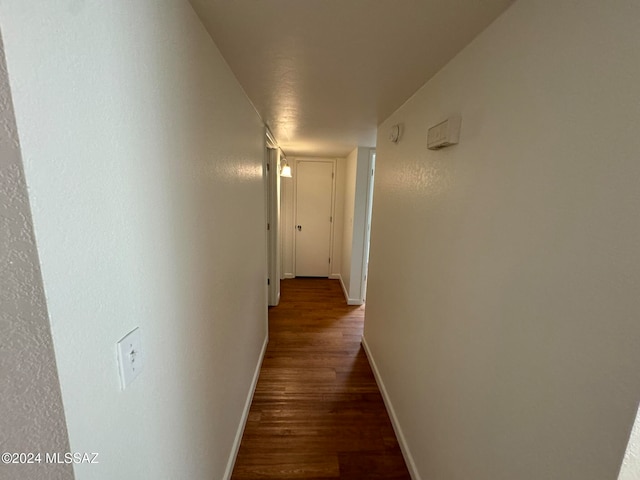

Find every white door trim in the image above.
[360,149,376,301]
[266,147,281,305]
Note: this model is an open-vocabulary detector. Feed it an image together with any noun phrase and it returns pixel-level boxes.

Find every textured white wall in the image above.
[0,34,73,480]
[364,0,640,479]
[0,2,267,479]
[349,147,372,302]
[619,404,640,480]
[331,158,346,278]
[340,147,371,304]
[340,148,357,293]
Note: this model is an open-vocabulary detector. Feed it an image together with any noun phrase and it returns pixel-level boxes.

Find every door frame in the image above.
[265,131,281,306]
[292,157,337,277]
[360,150,376,301]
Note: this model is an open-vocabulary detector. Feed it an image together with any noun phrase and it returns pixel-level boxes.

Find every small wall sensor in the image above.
[389,124,401,143]
[427,116,461,150]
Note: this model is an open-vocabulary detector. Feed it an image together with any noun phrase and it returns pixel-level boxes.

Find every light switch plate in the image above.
[116,327,143,389]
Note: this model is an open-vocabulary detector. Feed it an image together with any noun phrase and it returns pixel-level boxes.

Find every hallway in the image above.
[232,278,410,479]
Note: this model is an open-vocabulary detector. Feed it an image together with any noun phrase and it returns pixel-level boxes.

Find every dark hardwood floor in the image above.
[231,278,411,480]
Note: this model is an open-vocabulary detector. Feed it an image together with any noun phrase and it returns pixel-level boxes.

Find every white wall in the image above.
[340,146,372,304]
[0,33,73,480]
[619,405,640,480]
[331,158,346,278]
[364,1,640,479]
[0,2,267,479]
[340,149,358,291]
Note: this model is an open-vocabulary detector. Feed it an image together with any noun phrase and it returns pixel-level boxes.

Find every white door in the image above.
[295,160,333,277]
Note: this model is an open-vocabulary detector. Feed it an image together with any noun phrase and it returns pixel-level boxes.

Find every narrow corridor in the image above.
[232,278,410,479]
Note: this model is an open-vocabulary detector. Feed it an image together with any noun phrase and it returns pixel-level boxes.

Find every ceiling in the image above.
[189,0,514,158]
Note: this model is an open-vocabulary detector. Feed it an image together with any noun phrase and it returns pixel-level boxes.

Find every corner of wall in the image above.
[223,335,268,480]
[0,30,73,480]
[361,336,420,480]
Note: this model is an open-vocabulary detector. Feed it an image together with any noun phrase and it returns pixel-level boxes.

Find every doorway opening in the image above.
[265,129,282,307]
[276,149,375,306]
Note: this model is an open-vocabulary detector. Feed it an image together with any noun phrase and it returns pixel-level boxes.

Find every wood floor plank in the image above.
[231,278,410,480]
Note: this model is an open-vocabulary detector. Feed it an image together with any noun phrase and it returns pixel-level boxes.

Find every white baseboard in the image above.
[334,273,364,305]
[337,274,349,302]
[338,274,347,298]
[283,273,295,279]
[223,335,268,480]
[361,336,421,480]
[329,273,341,280]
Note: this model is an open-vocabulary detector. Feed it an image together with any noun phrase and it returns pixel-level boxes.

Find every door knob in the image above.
[296,225,302,231]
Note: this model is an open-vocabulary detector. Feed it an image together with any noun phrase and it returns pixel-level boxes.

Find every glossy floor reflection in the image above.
[232,278,410,480]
